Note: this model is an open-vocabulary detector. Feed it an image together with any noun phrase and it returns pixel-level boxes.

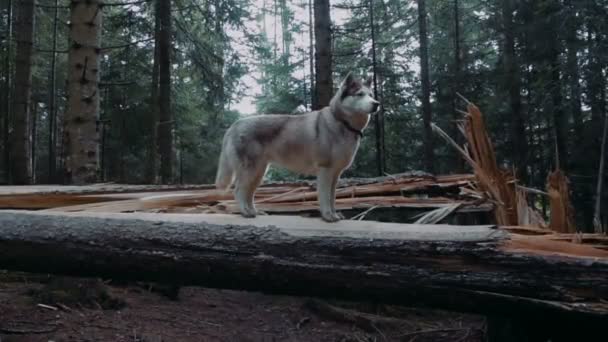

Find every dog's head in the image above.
[336,72,380,115]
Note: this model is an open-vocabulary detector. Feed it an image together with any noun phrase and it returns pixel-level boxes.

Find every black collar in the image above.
[337,117,363,138]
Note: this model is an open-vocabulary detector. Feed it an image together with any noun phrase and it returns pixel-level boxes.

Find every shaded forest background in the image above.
[0,0,606,230]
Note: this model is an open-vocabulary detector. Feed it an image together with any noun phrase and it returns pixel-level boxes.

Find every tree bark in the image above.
[502,0,528,182]
[308,0,315,109]
[10,0,35,185]
[2,0,12,183]
[417,0,435,174]
[313,0,332,110]
[214,0,225,114]
[157,0,173,184]
[550,51,567,170]
[63,0,102,184]
[564,0,583,144]
[279,0,289,57]
[0,210,606,334]
[273,0,278,64]
[588,27,606,149]
[47,0,59,183]
[546,1,567,170]
[144,0,161,184]
[369,0,385,176]
[594,113,607,233]
[30,96,37,183]
[449,0,465,173]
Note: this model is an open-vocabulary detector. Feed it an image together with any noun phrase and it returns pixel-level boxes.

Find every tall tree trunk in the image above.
[99,89,108,182]
[214,0,225,115]
[30,97,37,183]
[308,0,315,109]
[369,0,385,175]
[564,0,582,143]
[157,0,173,184]
[417,0,435,174]
[589,15,607,232]
[313,0,332,110]
[144,0,161,184]
[48,0,59,183]
[502,0,528,182]
[550,49,566,170]
[279,0,289,58]
[587,27,606,135]
[594,112,607,233]
[63,0,102,184]
[2,0,12,183]
[451,0,465,172]
[273,0,278,64]
[10,0,35,185]
[546,1,566,170]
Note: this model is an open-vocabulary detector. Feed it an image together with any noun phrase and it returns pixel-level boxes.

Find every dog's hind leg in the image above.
[234,162,268,218]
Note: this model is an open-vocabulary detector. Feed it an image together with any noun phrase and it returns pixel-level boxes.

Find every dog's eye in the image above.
[356,93,364,97]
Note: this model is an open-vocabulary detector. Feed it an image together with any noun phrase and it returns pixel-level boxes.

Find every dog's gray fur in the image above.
[215,73,379,222]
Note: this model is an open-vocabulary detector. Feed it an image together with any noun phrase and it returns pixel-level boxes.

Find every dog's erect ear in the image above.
[364,76,373,88]
[342,72,355,89]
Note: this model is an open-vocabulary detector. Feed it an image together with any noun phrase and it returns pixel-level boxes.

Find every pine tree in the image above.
[313,0,332,109]
[417,0,435,174]
[502,0,527,180]
[157,0,173,183]
[10,0,35,184]
[63,0,103,184]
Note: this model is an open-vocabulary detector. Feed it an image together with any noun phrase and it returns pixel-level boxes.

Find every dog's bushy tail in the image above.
[215,139,234,191]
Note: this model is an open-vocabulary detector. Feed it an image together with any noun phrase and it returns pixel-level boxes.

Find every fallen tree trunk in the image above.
[0,211,606,330]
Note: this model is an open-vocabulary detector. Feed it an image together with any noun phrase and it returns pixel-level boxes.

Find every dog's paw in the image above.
[321,212,342,223]
[335,212,345,220]
[240,210,257,218]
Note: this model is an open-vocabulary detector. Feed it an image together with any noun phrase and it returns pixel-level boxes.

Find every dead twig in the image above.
[351,205,380,221]
[296,317,310,329]
[56,303,73,311]
[431,123,476,166]
[413,203,462,224]
[36,303,59,311]
[256,186,308,204]
[455,109,469,116]
[517,185,549,196]
[456,92,472,105]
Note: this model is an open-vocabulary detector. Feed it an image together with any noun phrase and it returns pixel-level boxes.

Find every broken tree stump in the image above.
[0,210,606,339]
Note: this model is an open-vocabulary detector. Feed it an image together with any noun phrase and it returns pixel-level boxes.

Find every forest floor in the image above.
[0,272,486,342]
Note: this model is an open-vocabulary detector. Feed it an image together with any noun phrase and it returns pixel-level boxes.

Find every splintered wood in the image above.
[433,103,520,226]
[0,173,490,221]
[461,104,519,226]
[434,101,581,233]
[547,169,576,233]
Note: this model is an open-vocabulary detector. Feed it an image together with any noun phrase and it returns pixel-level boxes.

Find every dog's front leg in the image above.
[330,170,344,220]
[318,167,341,222]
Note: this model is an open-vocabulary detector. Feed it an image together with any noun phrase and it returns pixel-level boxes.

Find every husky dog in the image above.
[215,73,380,222]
